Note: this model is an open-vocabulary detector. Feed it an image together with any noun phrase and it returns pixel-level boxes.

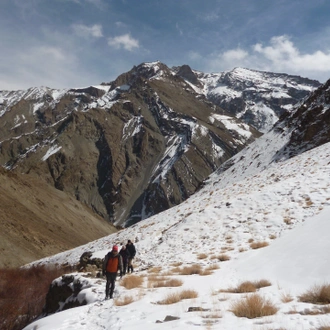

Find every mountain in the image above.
[0,62,261,227]
[0,167,117,268]
[23,78,330,330]
[0,62,320,229]
[175,65,320,132]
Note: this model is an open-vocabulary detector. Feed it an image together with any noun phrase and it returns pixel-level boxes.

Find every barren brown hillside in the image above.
[0,168,117,268]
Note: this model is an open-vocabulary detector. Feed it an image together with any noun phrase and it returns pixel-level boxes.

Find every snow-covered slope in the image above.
[188,67,321,132]
[24,134,330,330]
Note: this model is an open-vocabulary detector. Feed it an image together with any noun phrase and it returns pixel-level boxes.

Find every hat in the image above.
[112,245,118,252]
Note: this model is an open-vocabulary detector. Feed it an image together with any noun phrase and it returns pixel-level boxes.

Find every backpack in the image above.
[106,253,119,273]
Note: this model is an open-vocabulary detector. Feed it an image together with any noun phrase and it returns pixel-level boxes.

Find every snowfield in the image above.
[23,134,330,329]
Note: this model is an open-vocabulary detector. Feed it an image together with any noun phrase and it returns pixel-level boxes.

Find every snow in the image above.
[41,145,62,161]
[23,135,330,329]
[210,114,252,140]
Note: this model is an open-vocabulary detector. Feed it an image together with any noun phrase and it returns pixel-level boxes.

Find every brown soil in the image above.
[0,168,117,268]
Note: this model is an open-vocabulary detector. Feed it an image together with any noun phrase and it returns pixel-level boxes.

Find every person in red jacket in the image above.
[102,245,123,299]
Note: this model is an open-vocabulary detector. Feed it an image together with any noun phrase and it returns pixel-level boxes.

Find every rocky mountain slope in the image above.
[0,62,260,227]
[175,65,320,132]
[0,168,117,268]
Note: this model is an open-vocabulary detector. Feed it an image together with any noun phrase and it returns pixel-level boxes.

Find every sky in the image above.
[23,125,330,329]
[1,0,330,91]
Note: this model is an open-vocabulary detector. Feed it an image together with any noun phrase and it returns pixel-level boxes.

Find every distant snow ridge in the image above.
[189,66,321,133]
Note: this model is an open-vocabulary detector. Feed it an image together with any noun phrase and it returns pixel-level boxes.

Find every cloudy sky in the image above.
[1,0,330,90]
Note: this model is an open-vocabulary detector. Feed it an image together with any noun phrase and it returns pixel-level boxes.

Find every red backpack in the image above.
[106,254,119,273]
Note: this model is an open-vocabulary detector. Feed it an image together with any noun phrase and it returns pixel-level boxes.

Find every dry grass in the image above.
[148,276,183,288]
[0,264,73,330]
[249,241,269,249]
[217,254,230,262]
[318,325,330,330]
[170,262,183,267]
[120,274,144,289]
[284,217,293,225]
[200,269,213,276]
[148,266,162,274]
[114,295,135,306]
[280,292,294,303]
[254,279,272,289]
[205,264,220,271]
[231,293,278,318]
[156,289,198,305]
[197,253,208,260]
[299,283,330,304]
[177,264,203,275]
[223,280,271,293]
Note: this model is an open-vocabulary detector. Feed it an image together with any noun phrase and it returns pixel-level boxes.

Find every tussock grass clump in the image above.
[231,293,278,318]
[254,279,271,289]
[236,281,257,293]
[148,266,162,274]
[120,275,144,289]
[206,264,220,271]
[249,241,269,249]
[197,253,208,260]
[200,269,213,276]
[157,289,198,305]
[299,284,330,304]
[170,262,183,267]
[148,277,183,288]
[0,264,72,330]
[114,295,135,306]
[178,264,203,275]
[223,280,272,293]
[280,292,294,303]
[217,254,230,262]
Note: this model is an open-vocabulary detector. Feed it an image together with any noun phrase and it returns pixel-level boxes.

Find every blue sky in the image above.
[1,0,330,90]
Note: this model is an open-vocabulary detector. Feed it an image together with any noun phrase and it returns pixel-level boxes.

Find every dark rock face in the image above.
[44,275,87,315]
[274,78,330,159]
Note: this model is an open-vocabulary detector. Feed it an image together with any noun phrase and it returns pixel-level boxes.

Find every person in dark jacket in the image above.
[119,245,129,275]
[126,240,136,273]
[102,245,123,299]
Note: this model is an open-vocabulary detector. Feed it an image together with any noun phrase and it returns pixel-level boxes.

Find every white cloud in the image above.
[107,33,139,51]
[222,48,248,62]
[254,35,330,72]
[72,24,103,38]
[206,35,330,81]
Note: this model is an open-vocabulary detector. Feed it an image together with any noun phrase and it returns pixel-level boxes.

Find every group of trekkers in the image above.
[102,239,136,300]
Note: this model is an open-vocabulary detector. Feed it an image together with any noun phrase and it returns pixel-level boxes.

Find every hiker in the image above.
[102,245,123,299]
[119,245,129,275]
[126,239,136,273]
